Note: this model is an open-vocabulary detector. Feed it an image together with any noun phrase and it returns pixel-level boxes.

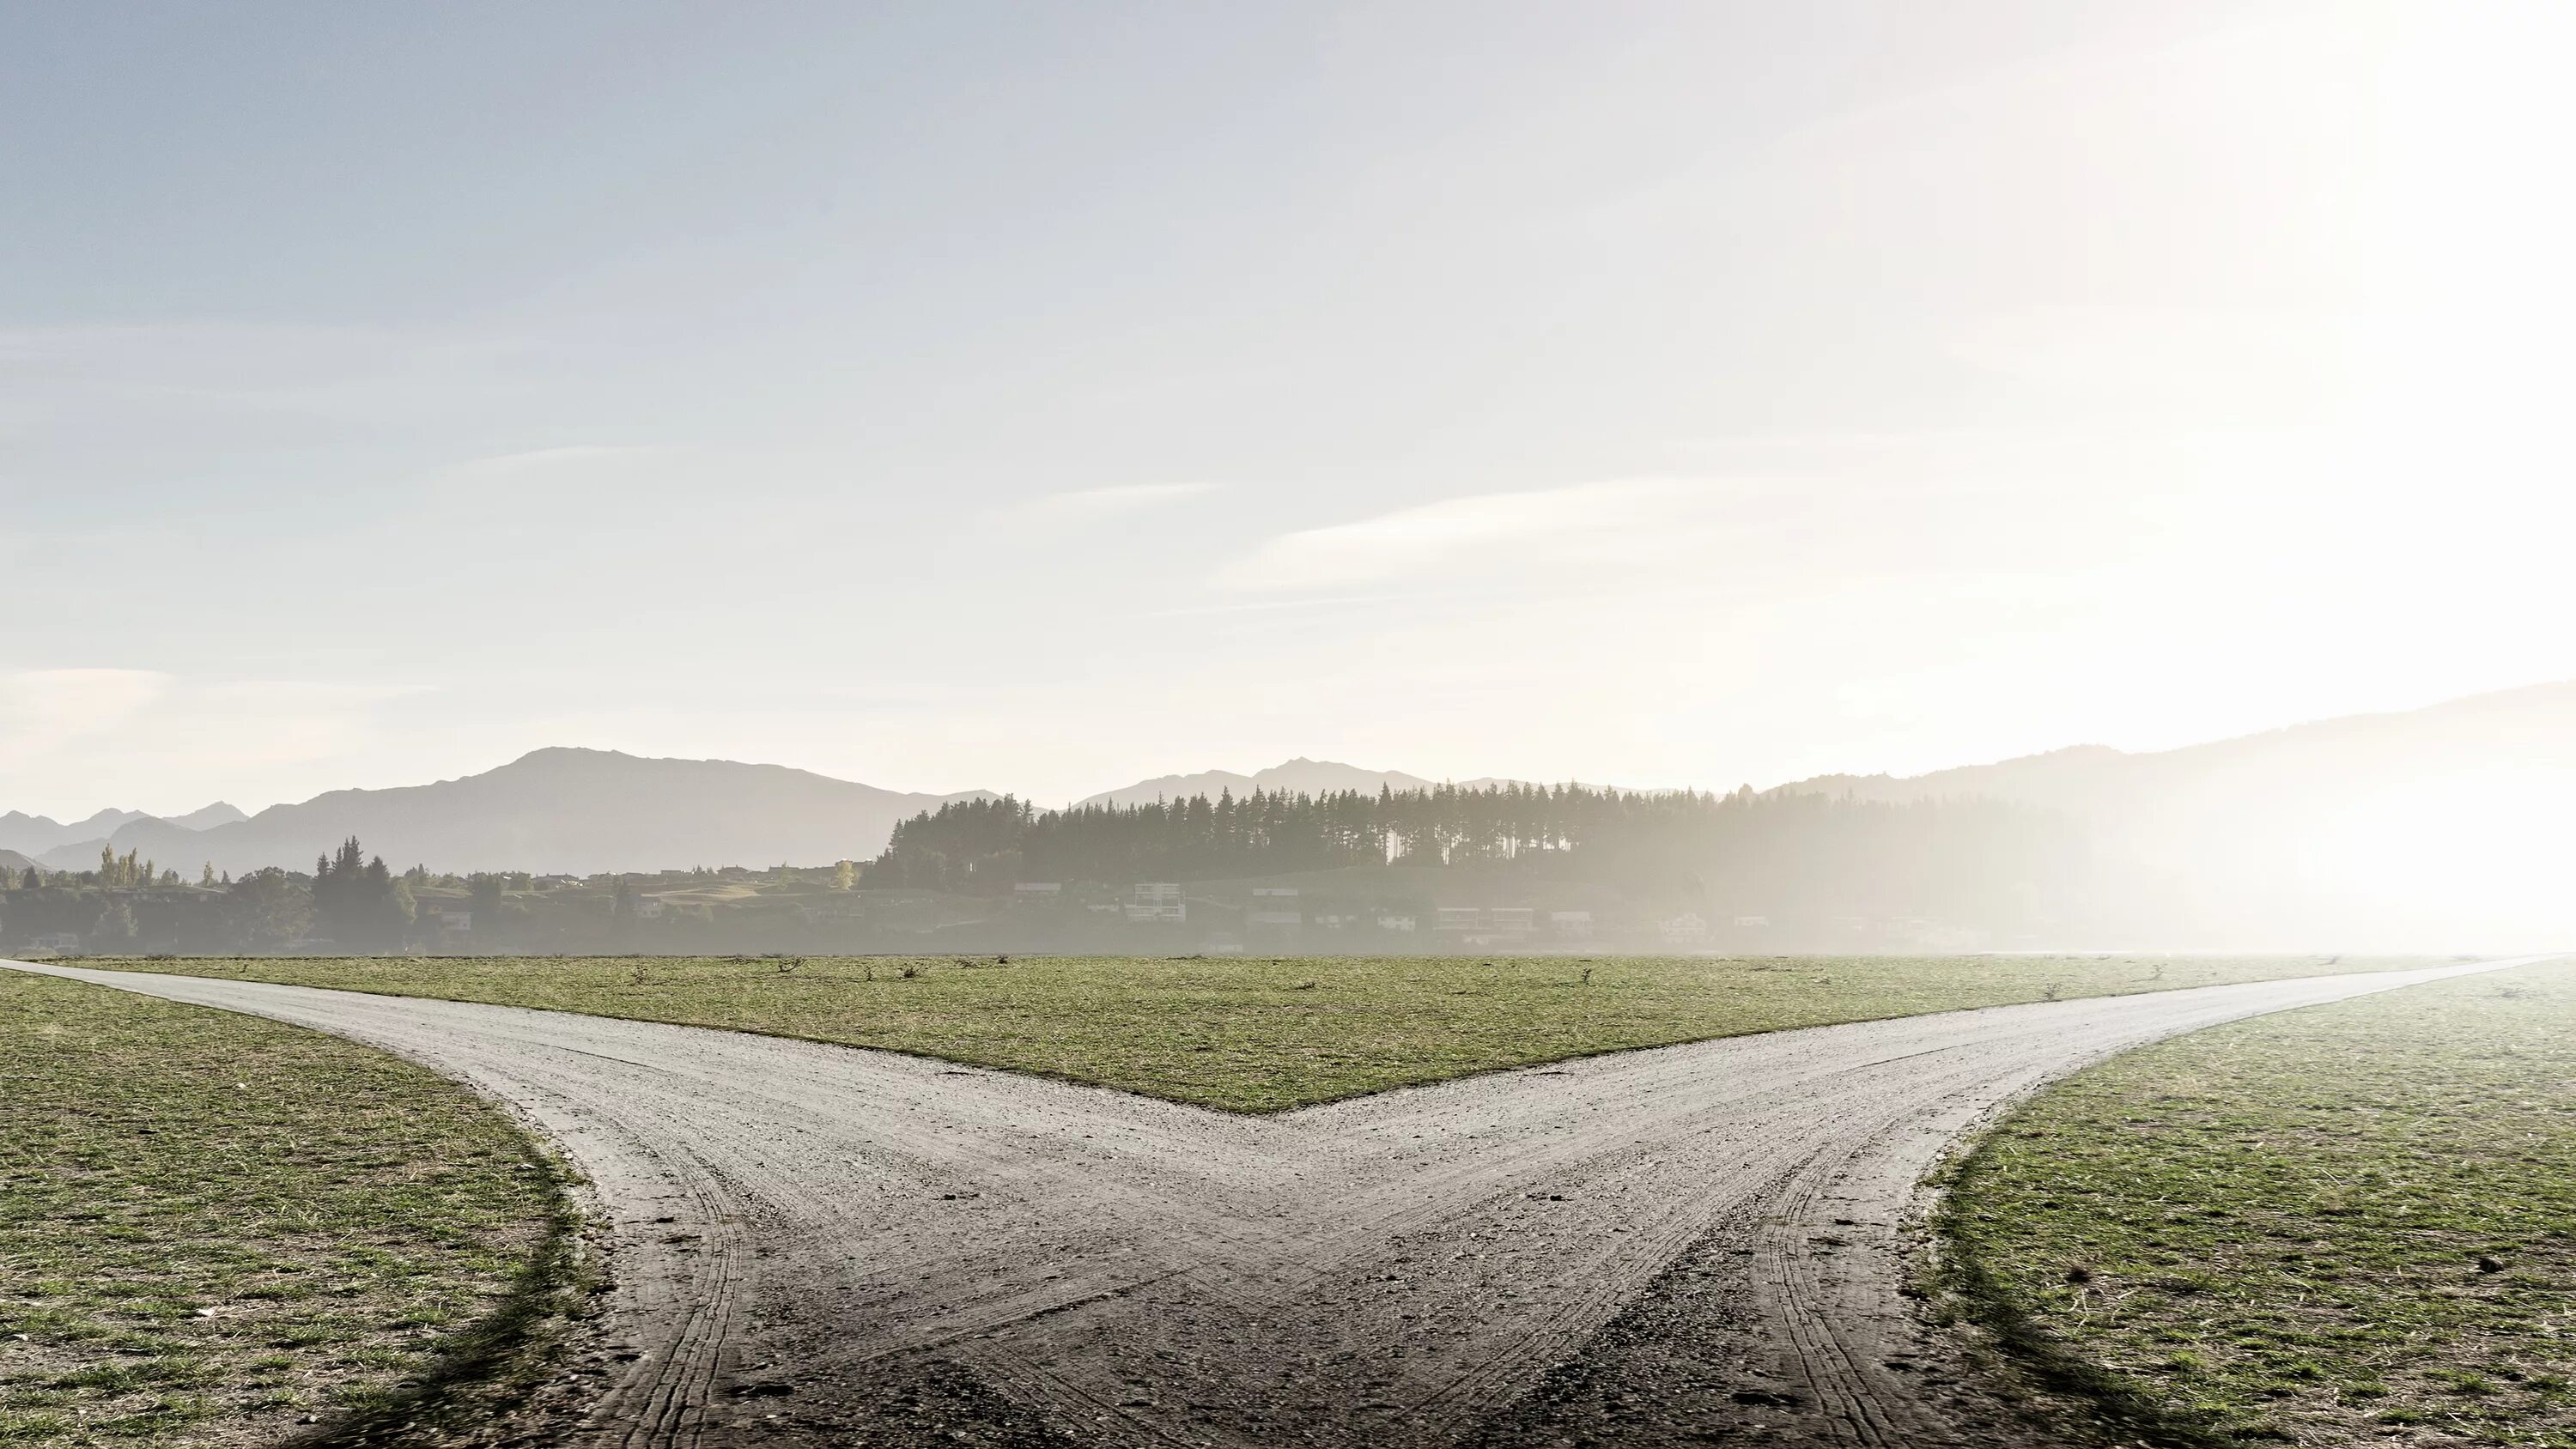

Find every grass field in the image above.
[1939,956,2576,1447]
[83,952,2439,1113]
[0,971,577,1448]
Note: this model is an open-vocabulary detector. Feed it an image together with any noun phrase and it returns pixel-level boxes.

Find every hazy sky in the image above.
[5,1,2571,818]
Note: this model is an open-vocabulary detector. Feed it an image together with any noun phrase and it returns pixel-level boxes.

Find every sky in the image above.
[4,0,2573,819]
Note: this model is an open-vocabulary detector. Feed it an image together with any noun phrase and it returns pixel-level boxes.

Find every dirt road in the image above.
[5,957,2537,1447]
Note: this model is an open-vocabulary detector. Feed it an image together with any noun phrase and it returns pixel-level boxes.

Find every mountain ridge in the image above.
[15,679,2572,886]
[1765,679,2576,815]
[36,748,989,877]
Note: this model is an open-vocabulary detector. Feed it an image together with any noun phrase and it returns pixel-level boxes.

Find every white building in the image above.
[1548,910,1595,939]
[1658,912,1711,946]
[1438,906,1535,946]
[1125,882,1187,924]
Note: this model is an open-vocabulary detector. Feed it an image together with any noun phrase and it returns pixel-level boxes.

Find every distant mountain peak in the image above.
[508,744,638,766]
[168,801,249,830]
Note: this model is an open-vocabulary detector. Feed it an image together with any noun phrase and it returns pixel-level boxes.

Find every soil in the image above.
[8,957,2526,1448]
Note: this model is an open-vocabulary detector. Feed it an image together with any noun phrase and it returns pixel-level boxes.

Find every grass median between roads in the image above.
[1939,956,2576,1448]
[0,971,577,1449]
[85,952,2439,1113]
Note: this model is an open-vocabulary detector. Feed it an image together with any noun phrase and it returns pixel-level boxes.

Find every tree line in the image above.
[864,782,2085,922]
[1,837,525,953]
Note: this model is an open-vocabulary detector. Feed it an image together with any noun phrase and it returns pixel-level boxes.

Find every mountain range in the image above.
[0,802,245,858]
[1771,680,2576,943]
[1770,679,2576,856]
[12,682,2573,900]
[24,749,980,877]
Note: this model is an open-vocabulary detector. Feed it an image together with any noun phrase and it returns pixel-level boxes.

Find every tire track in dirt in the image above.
[6,956,2545,1447]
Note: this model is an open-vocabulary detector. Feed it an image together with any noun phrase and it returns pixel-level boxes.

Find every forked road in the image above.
[7,957,2548,1447]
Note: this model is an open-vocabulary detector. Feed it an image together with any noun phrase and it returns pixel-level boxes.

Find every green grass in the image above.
[84,952,2440,1113]
[1938,956,2576,1447]
[0,972,576,1448]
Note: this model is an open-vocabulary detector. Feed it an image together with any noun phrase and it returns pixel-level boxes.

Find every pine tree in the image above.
[312,838,403,949]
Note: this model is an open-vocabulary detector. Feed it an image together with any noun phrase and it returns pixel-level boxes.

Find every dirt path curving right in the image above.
[7,956,2543,1447]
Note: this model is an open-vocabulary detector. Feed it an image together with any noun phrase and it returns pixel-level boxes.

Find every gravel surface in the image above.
[4,956,2533,1448]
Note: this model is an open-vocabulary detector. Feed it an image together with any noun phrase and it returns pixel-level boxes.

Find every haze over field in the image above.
[6,682,2568,949]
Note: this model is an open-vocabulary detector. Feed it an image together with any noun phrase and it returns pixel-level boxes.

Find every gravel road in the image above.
[5,956,2538,1447]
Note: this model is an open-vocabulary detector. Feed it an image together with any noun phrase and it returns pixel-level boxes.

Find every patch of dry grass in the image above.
[0,972,573,1448]
[1940,957,2576,1447]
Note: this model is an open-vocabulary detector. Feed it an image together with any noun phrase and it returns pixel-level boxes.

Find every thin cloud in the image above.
[1215,480,1727,593]
[0,669,173,759]
[441,445,653,479]
[995,482,1219,524]
[1133,590,1449,619]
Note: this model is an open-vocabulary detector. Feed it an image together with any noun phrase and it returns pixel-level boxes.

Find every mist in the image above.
[4,681,2567,958]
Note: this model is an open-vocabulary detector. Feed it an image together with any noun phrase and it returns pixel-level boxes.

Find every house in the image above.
[416,902,473,937]
[1548,910,1595,939]
[632,896,665,920]
[1731,914,1771,929]
[1124,882,1186,924]
[1247,910,1303,935]
[1376,913,1419,932]
[30,932,78,954]
[1250,887,1299,899]
[1438,906,1534,946]
[1658,912,1710,946]
[1012,882,1063,906]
